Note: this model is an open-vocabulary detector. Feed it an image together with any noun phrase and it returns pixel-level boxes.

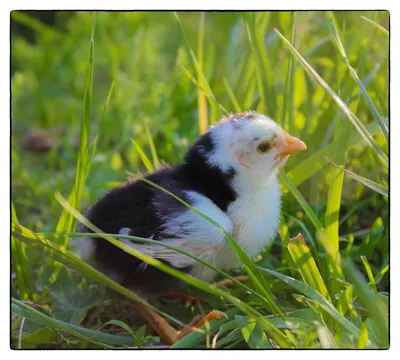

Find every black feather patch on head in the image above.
[181,132,237,212]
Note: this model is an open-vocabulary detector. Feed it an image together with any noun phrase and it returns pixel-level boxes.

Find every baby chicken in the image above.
[73,111,306,344]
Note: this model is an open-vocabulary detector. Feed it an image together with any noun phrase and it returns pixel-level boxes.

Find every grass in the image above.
[11,11,389,349]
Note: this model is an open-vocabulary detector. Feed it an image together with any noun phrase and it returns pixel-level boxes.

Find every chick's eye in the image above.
[257,141,271,154]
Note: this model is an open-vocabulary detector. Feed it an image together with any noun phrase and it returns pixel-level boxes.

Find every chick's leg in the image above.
[128,300,224,346]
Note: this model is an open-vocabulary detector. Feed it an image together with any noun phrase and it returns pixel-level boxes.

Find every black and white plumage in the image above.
[73,111,306,298]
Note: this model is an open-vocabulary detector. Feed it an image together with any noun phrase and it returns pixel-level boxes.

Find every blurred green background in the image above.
[11,11,389,349]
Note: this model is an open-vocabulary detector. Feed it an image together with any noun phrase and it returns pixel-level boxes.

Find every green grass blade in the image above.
[287,234,330,301]
[279,171,324,231]
[336,284,358,319]
[324,156,388,197]
[280,12,297,128]
[130,139,154,172]
[357,321,369,349]
[98,80,115,140]
[374,264,388,283]
[143,122,160,168]
[283,213,317,254]
[197,12,209,134]
[360,15,389,36]
[360,256,377,293]
[223,77,242,113]
[324,109,352,291]
[100,80,115,121]
[327,12,388,141]
[74,10,96,209]
[56,12,97,242]
[274,28,388,168]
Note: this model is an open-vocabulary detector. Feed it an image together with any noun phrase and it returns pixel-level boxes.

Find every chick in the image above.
[73,111,306,344]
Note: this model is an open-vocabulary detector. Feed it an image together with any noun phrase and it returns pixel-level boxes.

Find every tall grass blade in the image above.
[336,284,358,319]
[283,213,317,254]
[143,122,160,168]
[360,15,389,36]
[56,12,97,243]
[130,139,154,172]
[197,12,209,134]
[327,12,388,141]
[280,12,297,128]
[323,156,388,197]
[223,77,242,113]
[279,171,324,231]
[324,86,353,291]
[287,234,330,301]
[98,80,115,142]
[374,264,388,283]
[357,321,369,349]
[100,81,115,122]
[360,256,377,293]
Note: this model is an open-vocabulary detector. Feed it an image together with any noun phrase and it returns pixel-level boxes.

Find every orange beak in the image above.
[276,132,307,158]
